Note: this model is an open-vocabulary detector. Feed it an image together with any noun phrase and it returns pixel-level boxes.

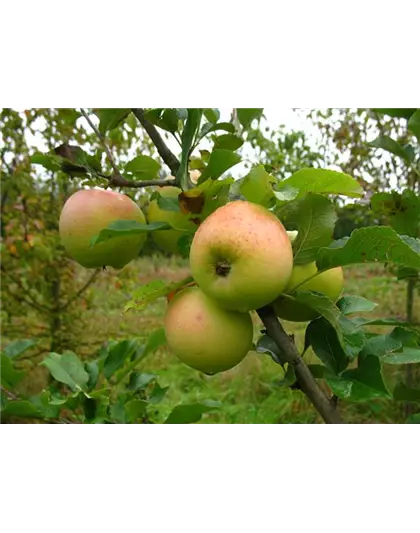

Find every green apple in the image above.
[164,286,253,374]
[147,186,196,254]
[273,262,344,322]
[59,188,146,269]
[189,200,293,312]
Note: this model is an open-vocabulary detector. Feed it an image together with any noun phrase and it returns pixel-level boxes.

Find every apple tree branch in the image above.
[257,305,342,424]
[80,108,176,189]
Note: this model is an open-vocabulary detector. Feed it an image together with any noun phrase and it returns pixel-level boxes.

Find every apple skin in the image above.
[59,188,147,269]
[189,200,293,312]
[273,262,344,322]
[167,281,196,303]
[164,286,254,374]
[147,186,196,254]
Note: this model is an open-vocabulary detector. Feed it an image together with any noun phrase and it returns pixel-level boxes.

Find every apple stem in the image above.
[256,306,343,424]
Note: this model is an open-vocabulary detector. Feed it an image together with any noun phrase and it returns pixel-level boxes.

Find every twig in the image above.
[80,108,176,189]
[1,266,52,315]
[257,306,342,424]
[59,269,100,311]
[131,108,181,176]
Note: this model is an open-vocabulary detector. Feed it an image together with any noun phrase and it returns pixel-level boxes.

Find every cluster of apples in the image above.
[164,200,343,375]
[59,187,343,375]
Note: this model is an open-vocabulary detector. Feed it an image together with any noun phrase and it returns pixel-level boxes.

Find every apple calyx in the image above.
[215,260,231,277]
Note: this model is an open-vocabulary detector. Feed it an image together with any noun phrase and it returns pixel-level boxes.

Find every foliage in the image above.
[2,107,420,424]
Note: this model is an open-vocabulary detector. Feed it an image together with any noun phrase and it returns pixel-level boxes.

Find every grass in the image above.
[4,256,419,423]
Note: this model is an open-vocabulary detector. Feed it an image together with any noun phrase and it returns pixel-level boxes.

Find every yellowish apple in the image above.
[164,286,253,374]
[59,188,146,269]
[273,262,344,322]
[147,186,196,254]
[189,200,293,312]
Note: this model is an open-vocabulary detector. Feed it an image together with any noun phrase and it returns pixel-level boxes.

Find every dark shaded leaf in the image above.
[85,360,99,390]
[103,340,140,380]
[148,383,169,404]
[407,109,420,141]
[213,134,244,151]
[371,190,420,238]
[305,319,349,374]
[128,372,157,391]
[256,334,285,365]
[96,109,130,134]
[1,400,43,419]
[373,108,417,120]
[369,135,414,163]
[204,109,220,123]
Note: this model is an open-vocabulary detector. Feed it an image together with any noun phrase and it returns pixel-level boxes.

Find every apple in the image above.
[147,186,196,254]
[189,200,293,312]
[59,188,147,269]
[164,286,253,374]
[273,262,344,322]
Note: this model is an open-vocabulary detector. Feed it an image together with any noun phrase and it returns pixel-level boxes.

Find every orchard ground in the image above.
[4,256,419,424]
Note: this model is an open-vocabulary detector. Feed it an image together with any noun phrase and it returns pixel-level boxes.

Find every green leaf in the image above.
[239,165,276,208]
[369,135,414,163]
[103,340,140,380]
[2,339,38,359]
[156,193,180,212]
[337,296,378,315]
[148,383,169,405]
[407,413,420,423]
[125,399,148,422]
[164,400,221,424]
[352,317,413,328]
[91,220,170,247]
[275,364,297,388]
[1,354,26,389]
[143,328,166,358]
[127,372,157,391]
[178,109,203,189]
[1,400,43,419]
[97,109,130,134]
[198,149,241,182]
[41,351,89,391]
[326,356,391,401]
[394,382,420,402]
[279,194,337,264]
[213,134,244,151]
[199,122,235,139]
[31,153,63,172]
[255,334,285,365]
[162,109,180,133]
[373,108,417,120]
[305,319,349,374]
[407,109,420,141]
[204,109,220,123]
[109,402,126,423]
[382,348,420,365]
[85,360,99,390]
[316,227,420,272]
[124,280,166,312]
[125,155,161,180]
[236,108,264,129]
[292,292,365,359]
[279,168,364,198]
[371,190,420,238]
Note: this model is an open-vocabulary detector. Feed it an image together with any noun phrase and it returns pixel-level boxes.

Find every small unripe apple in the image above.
[59,188,147,269]
[189,200,293,312]
[164,286,253,374]
[147,186,196,254]
[273,262,344,322]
